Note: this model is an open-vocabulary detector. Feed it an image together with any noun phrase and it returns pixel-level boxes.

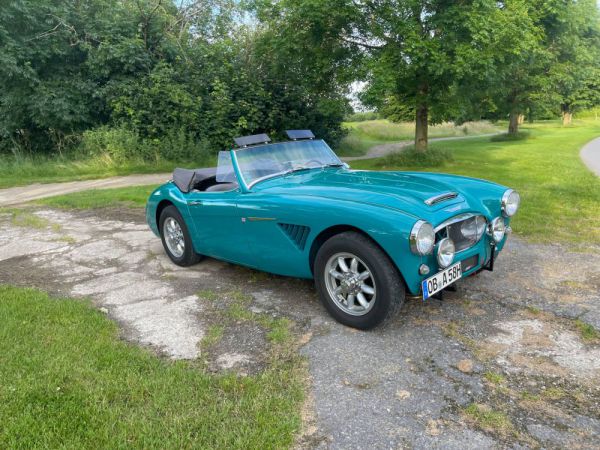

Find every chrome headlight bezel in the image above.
[488,216,506,243]
[410,220,435,255]
[501,189,520,217]
[436,237,455,268]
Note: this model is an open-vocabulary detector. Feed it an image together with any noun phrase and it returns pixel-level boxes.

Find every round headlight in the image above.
[437,237,455,268]
[460,218,478,241]
[489,217,506,242]
[460,215,487,243]
[410,220,435,255]
[501,189,520,217]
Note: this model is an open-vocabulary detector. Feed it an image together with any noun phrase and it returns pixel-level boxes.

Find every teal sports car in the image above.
[146,130,520,329]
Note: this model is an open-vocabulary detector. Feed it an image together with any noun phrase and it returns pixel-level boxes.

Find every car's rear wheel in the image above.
[314,231,405,329]
[159,205,202,267]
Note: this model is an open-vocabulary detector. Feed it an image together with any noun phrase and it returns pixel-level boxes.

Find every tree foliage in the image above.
[0,0,349,157]
[1,0,598,156]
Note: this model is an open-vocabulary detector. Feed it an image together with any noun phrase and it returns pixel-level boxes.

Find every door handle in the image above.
[189,200,203,206]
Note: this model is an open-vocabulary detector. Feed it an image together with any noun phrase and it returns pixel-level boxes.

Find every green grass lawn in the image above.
[337,119,502,156]
[351,120,600,244]
[36,185,156,209]
[0,285,304,449]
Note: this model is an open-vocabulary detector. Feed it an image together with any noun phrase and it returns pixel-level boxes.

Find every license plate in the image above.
[422,262,462,300]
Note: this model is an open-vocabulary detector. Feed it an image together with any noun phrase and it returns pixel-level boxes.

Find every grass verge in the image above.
[0,285,304,448]
[352,120,600,244]
[0,154,186,189]
[35,185,157,209]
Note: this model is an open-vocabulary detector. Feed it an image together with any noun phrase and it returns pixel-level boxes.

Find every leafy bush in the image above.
[490,131,531,142]
[377,145,454,167]
[344,111,380,122]
[79,126,211,163]
[80,126,146,161]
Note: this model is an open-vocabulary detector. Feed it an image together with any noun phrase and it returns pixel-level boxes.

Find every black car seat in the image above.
[205,182,239,192]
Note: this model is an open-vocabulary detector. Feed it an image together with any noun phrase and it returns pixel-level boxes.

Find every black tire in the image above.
[314,231,405,329]
[159,205,202,267]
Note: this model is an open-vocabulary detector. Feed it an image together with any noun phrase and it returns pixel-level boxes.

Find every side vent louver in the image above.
[278,223,310,250]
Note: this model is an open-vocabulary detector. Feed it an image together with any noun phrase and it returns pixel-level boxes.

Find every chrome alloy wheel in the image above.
[163,217,185,258]
[324,252,377,316]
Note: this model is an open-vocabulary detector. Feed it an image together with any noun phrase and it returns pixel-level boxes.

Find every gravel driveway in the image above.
[1,207,599,449]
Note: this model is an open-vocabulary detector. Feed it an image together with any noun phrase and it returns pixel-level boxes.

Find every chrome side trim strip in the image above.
[247,217,277,221]
[425,191,458,206]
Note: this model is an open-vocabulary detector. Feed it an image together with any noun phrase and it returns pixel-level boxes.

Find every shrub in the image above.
[79,126,212,163]
[80,126,147,161]
[490,131,530,142]
[345,111,380,122]
[378,145,453,168]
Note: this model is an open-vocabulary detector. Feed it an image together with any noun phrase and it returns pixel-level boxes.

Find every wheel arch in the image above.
[308,225,407,288]
[156,199,175,232]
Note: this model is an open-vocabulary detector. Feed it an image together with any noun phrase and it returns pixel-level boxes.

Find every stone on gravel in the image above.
[457,359,474,374]
[396,389,411,400]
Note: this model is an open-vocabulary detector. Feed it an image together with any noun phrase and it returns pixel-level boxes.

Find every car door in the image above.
[235,193,313,277]
[185,190,252,265]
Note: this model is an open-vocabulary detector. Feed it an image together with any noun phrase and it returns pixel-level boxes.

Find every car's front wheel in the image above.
[314,231,405,329]
[159,205,202,267]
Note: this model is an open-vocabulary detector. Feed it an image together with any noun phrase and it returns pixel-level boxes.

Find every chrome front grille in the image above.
[435,214,486,252]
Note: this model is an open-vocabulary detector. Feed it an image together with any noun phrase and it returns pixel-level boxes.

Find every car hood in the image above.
[254,168,507,224]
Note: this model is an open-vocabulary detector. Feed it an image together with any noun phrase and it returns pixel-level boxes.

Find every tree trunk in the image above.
[561,104,572,126]
[508,110,519,134]
[517,114,524,125]
[415,103,428,152]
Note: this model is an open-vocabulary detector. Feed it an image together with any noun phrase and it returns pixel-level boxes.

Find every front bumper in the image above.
[412,233,507,296]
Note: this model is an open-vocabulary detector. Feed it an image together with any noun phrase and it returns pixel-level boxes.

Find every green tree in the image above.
[541,0,600,125]
[0,0,350,156]
[0,0,180,154]
[357,0,495,151]
[257,0,525,151]
[485,1,549,135]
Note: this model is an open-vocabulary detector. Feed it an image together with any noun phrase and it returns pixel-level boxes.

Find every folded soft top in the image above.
[172,167,216,193]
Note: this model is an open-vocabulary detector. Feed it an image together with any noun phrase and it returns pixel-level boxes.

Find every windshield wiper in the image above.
[283,163,344,176]
[283,166,314,175]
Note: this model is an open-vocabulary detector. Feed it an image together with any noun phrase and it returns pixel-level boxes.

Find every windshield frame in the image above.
[229,139,344,190]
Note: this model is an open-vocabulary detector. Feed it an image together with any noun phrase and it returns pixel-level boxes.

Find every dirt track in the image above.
[1,207,599,449]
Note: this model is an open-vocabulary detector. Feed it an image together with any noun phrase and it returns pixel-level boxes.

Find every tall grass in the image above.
[0,153,174,189]
[347,120,501,141]
[336,119,502,156]
[0,126,215,189]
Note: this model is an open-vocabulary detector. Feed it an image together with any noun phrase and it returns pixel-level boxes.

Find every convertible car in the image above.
[146,130,520,329]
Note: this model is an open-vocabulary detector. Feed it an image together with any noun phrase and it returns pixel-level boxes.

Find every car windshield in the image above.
[230,139,343,187]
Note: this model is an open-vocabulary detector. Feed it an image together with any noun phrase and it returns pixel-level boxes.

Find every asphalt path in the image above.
[580,136,600,177]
